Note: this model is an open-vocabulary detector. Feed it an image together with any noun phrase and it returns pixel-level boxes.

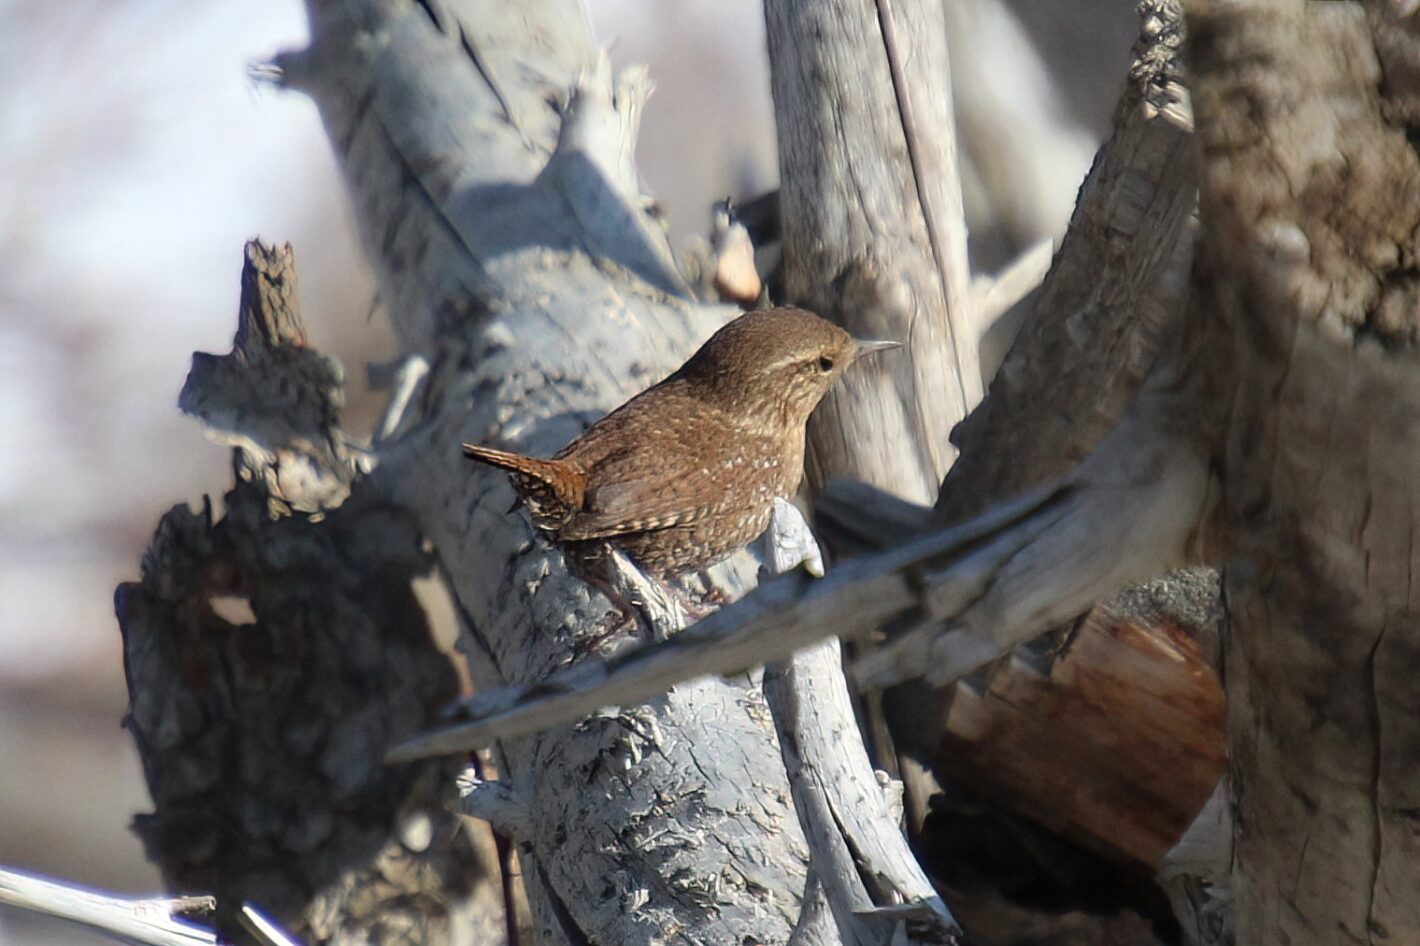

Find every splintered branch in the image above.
[388,395,1215,761]
[767,641,960,942]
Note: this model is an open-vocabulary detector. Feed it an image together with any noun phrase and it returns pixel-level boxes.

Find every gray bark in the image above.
[935,0,1196,527]
[284,1,818,942]
[764,642,956,944]
[766,0,978,503]
[759,504,957,944]
[116,242,504,946]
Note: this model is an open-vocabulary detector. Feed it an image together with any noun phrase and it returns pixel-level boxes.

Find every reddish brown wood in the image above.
[941,612,1226,868]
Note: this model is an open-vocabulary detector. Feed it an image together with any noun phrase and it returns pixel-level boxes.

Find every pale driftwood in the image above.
[385,485,1054,759]
[283,2,820,941]
[758,502,958,943]
[766,0,978,503]
[118,1,1420,943]
[766,642,959,944]
[853,382,1216,691]
[0,867,217,946]
[762,497,827,579]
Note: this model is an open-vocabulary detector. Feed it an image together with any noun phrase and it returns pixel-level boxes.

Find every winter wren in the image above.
[463,306,898,583]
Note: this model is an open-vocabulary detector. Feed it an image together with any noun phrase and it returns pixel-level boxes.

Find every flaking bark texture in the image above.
[284,2,817,942]
[936,0,1195,526]
[116,243,501,945]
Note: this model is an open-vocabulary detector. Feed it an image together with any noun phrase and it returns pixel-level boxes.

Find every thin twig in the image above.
[239,904,304,946]
[0,867,216,946]
[972,238,1054,332]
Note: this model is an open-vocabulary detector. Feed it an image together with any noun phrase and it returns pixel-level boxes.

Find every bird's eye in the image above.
[817,356,835,372]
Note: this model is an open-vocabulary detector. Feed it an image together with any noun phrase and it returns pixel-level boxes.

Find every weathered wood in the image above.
[178,242,356,518]
[1186,1,1420,939]
[858,0,1215,875]
[941,606,1226,869]
[766,0,977,503]
[0,867,217,946]
[763,1,980,935]
[284,3,820,942]
[108,2,1420,943]
[936,0,1195,526]
[759,502,958,943]
[766,642,959,944]
[117,243,502,945]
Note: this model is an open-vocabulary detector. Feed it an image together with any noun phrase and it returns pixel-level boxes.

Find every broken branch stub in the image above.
[178,241,355,518]
[119,243,506,945]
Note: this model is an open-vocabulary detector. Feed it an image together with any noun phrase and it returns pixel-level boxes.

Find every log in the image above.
[941,605,1226,869]
[282,2,820,941]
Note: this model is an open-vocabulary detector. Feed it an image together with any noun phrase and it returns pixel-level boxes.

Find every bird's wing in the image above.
[553,402,777,541]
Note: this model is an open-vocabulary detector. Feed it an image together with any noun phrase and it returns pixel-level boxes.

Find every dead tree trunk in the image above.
[270,1,816,942]
[1187,2,1420,940]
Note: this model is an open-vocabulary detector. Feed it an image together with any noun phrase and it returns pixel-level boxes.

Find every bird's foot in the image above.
[691,573,730,610]
[574,607,641,657]
[599,548,692,641]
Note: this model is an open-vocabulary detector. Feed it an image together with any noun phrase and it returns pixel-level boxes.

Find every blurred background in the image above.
[0,0,1131,941]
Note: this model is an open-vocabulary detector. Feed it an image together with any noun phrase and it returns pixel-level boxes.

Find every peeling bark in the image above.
[117,243,503,945]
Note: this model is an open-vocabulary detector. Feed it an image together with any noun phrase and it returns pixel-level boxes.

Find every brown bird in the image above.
[463,306,898,594]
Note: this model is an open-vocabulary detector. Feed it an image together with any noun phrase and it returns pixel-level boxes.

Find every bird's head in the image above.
[672,307,900,428]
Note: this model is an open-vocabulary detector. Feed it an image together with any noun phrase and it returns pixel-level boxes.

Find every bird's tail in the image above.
[462,443,584,508]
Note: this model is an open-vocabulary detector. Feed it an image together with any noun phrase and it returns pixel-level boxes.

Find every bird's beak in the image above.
[852,338,903,359]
